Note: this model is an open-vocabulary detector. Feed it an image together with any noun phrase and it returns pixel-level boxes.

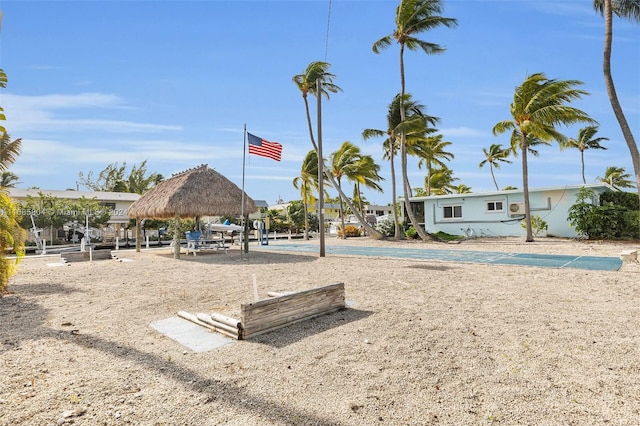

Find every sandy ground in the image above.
[1,236,639,425]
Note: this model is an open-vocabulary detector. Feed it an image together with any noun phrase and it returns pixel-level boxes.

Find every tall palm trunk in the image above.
[521,136,534,242]
[389,148,402,239]
[603,0,640,206]
[580,150,586,184]
[337,178,347,239]
[302,95,383,239]
[303,193,310,240]
[490,165,499,190]
[399,45,430,240]
[426,162,433,196]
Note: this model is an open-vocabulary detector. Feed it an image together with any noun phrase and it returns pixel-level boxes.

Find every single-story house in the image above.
[404,183,616,238]
[8,188,140,242]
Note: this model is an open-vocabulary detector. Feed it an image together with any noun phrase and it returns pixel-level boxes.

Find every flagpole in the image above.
[241,124,248,257]
[317,79,326,257]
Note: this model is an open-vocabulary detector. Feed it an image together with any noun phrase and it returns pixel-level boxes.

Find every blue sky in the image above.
[2,0,638,206]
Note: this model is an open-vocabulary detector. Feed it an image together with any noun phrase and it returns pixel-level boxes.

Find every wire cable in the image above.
[324,0,332,61]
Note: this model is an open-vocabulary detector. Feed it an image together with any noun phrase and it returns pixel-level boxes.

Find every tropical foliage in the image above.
[597,166,636,189]
[372,0,457,241]
[521,215,548,237]
[0,170,20,188]
[78,160,163,194]
[1,132,22,173]
[479,144,512,191]
[362,93,437,238]
[568,187,639,239]
[328,141,383,239]
[416,134,454,196]
[1,68,25,296]
[493,72,595,242]
[293,150,321,240]
[16,192,111,241]
[561,126,608,184]
[293,61,382,239]
[593,0,640,204]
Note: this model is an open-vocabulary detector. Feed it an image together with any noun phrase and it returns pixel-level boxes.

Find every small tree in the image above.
[521,215,548,237]
[568,187,639,239]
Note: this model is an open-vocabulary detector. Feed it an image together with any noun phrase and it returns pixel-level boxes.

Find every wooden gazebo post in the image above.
[173,214,181,259]
[135,219,142,253]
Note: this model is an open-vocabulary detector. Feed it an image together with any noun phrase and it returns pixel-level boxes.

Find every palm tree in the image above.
[452,183,472,194]
[561,126,608,184]
[293,150,321,240]
[1,132,21,173]
[0,171,20,188]
[479,143,512,191]
[328,142,383,239]
[597,165,636,189]
[362,93,435,238]
[427,166,458,195]
[594,0,640,204]
[493,72,595,242]
[373,0,457,241]
[292,62,341,154]
[352,154,384,221]
[293,62,383,239]
[0,67,25,296]
[415,135,454,196]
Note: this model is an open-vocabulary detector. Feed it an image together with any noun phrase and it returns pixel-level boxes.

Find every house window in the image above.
[443,205,462,219]
[405,202,425,224]
[487,201,503,212]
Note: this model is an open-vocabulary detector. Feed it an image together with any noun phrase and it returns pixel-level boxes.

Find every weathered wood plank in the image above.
[61,249,113,262]
[196,313,241,337]
[177,311,240,339]
[240,283,345,339]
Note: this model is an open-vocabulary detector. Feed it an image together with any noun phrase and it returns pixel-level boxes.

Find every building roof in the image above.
[406,183,617,201]
[8,187,141,202]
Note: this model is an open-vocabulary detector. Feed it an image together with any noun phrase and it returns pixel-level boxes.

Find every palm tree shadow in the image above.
[0,292,346,425]
[0,282,81,354]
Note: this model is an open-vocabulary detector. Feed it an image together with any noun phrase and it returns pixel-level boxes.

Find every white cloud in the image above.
[3,93,182,133]
[440,127,487,138]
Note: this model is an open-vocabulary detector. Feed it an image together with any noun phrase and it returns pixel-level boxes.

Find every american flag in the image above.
[247,133,283,162]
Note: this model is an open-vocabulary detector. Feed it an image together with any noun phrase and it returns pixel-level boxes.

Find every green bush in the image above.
[521,215,548,237]
[600,190,639,211]
[375,218,395,237]
[404,226,418,239]
[432,231,464,242]
[568,188,639,239]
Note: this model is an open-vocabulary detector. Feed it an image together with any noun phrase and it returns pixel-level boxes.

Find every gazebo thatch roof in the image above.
[128,164,256,219]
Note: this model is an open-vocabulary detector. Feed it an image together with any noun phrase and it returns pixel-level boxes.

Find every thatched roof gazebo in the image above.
[128,164,256,257]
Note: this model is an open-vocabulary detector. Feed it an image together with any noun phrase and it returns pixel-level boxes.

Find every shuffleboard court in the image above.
[256,243,623,271]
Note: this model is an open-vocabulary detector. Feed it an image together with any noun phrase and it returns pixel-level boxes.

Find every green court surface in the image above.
[257,243,623,271]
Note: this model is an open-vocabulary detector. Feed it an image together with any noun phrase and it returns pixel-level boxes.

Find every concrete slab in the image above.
[150,316,234,353]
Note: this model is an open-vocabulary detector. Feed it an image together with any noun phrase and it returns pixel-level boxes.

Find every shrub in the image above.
[338,225,362,238]
[568,187,639,239]
[521,215,548,237]
[404,226,418,239]
[375,218,395,237]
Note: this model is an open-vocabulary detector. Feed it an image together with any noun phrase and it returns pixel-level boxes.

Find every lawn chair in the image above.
[185,231,202,256]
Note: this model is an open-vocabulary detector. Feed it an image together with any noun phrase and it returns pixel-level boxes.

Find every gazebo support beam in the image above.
[173,215,181,259]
